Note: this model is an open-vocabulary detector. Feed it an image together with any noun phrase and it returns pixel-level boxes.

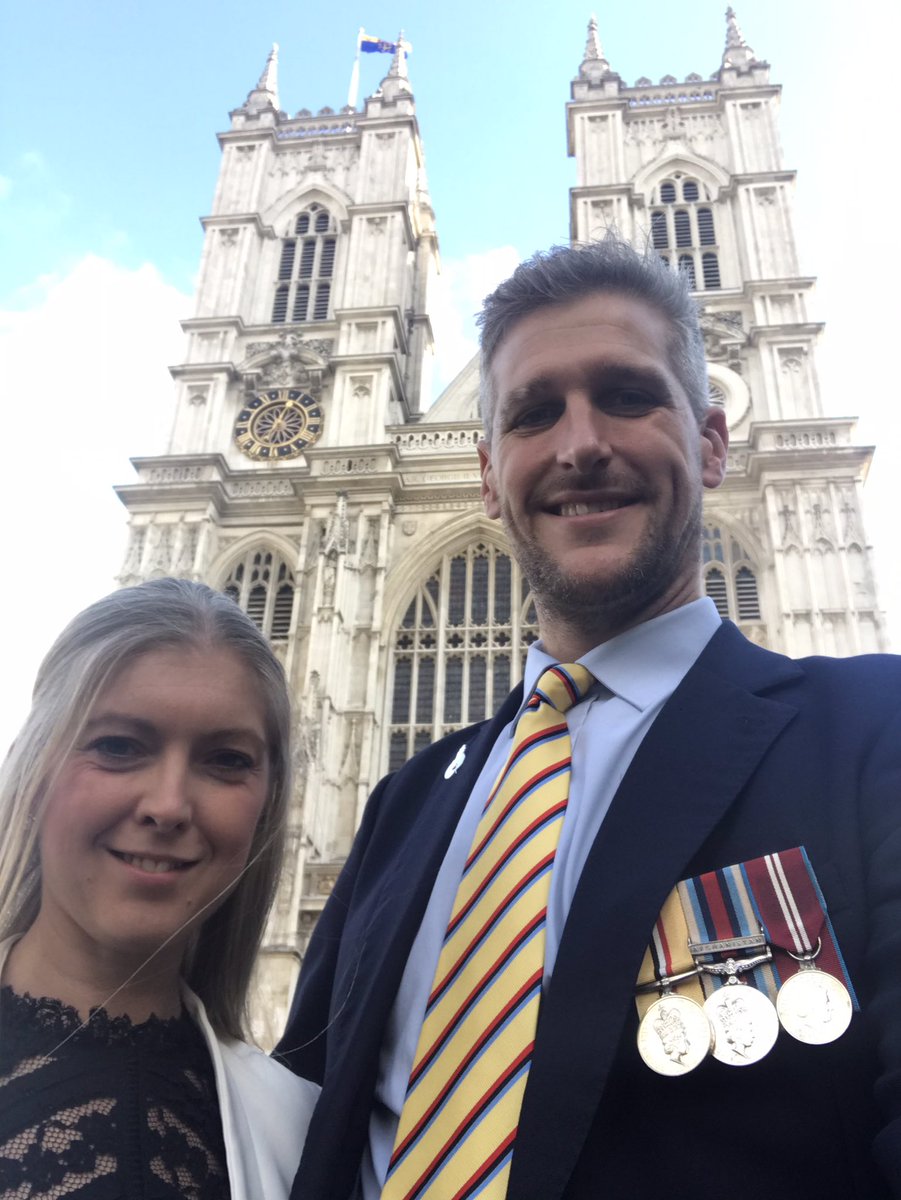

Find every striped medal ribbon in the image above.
[742,848,856,1045]
[382,663,594,1200]
[678,865,780,1066]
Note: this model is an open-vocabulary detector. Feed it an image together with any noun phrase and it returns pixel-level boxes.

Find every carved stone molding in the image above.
[320,457,378,475]
[392,428,481,453]
[228,479,294,498]
[240,331,333,390]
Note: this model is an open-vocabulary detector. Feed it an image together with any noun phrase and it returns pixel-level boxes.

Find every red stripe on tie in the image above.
[394,976,541,1165]
[505,721,568,773]
[481,724,567,812]
[434,868,554,1008]
[396,1042,535,1199]
[449,1129,518,1200]
[447,802,567,940]
[466,750,568,870]
[420,908,548,1077]
[544,665,579,705]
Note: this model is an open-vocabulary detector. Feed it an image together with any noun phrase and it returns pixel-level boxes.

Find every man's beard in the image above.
[501,489,703,639]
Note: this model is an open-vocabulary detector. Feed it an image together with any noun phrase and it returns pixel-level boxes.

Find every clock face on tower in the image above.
[234,388,324,460]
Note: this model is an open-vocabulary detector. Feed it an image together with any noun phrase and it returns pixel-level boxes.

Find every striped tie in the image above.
[383,663,595,1200]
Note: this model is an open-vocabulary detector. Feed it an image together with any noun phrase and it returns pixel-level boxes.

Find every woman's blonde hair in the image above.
[0,577,292,1040]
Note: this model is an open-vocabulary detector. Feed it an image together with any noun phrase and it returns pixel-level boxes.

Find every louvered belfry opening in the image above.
[651,177,721,291]
[703,527,761,624]
[271,203,338,324]
[223,549,297,641]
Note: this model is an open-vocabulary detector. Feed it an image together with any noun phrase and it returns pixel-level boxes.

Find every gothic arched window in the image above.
[222,547,296,641]
[271,203,337,325]
[387,543,538,770]
[649,176,721,292]
[702,527,762,625]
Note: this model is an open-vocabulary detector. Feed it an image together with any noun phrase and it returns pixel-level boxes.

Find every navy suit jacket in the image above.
[279,623,901,1199]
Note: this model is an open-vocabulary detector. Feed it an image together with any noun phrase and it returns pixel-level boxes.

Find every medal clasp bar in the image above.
[688,933,767,957]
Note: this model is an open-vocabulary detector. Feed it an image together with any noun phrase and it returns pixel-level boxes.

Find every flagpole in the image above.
[347,26,363,109]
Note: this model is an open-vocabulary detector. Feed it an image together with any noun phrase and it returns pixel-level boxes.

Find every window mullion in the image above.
[262,579,276,637]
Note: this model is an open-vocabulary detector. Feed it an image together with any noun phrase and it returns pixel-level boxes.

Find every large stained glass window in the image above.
[387,543,538,770]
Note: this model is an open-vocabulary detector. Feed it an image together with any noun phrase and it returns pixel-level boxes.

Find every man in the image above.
[280,237,901,1199]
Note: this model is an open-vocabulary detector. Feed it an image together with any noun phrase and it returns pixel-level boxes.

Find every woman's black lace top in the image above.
[0,986,230,1199]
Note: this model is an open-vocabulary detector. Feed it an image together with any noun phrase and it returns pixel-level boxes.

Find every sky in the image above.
[1,0,898,749]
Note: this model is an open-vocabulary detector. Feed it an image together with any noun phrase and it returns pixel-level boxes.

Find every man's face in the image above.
[479,291,727,654]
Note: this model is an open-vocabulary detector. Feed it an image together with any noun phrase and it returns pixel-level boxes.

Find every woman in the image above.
[0,578,318,1199]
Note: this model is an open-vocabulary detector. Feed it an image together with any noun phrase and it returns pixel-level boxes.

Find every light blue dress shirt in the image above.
[359,598,722,1198]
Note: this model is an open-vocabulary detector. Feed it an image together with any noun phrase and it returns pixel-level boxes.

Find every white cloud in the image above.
[19,149,46,172]
[428,245,520,400]
[0,256,190,751]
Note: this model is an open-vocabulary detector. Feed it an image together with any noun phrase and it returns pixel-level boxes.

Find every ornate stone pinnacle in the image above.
[388,31,409,78]
[380,30,413,99]
[721,7,757,70]
[580,13,611,81]
[584,15,604,61]
[244,43,280,111]
[256,43,279,93]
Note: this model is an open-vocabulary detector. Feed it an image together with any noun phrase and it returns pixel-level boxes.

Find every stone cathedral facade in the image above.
[116,13,887,1041]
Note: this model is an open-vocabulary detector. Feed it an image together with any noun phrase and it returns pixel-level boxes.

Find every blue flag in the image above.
[360,34,397,54]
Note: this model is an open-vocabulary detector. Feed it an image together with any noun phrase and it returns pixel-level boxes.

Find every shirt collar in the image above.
[523,597,721,714]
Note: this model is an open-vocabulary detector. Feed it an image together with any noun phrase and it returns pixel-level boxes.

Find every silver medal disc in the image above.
[704,983,780,1066]
[637,994,714,1076]
[776,968,853,1045]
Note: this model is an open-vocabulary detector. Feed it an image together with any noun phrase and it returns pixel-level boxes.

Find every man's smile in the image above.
[551,498,635,517]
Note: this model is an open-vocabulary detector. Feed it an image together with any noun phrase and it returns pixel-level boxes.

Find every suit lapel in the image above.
[509,626,801,1200]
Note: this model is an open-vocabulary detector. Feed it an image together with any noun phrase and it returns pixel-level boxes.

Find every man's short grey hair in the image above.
[477,236,710,437]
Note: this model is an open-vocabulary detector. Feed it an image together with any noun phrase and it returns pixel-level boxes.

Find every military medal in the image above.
[634,889,713,1075]
[742,849,858,1045]
[775,945,853,1045]
[676,866,782,1067]
[704,979,779,1066]
[696,947,779,1066]
[638,991,713,1076]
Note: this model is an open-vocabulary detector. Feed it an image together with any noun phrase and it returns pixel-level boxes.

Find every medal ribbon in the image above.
[678,864,781,1002]
[741,847,859,1009]
[635,887,705,1018]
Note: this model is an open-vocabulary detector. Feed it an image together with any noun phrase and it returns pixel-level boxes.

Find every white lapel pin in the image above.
[444,744,467,779]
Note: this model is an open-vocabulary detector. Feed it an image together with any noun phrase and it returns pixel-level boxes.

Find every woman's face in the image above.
[36,644,271,971]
